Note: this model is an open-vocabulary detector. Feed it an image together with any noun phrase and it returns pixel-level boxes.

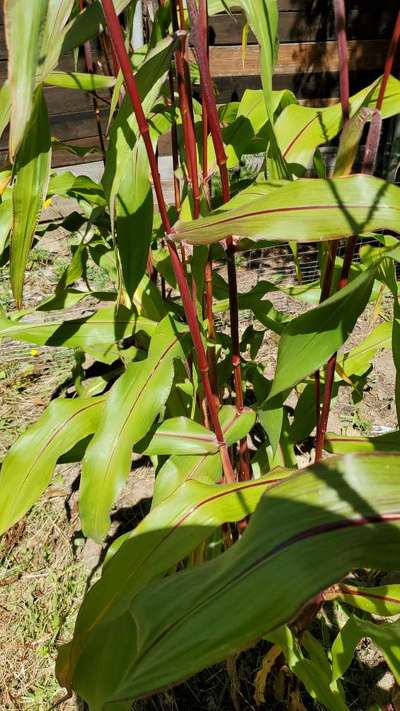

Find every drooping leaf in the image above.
[173,175,400,246]
[325,430,400,454]
[10,87,51,306]
[62,452,400,705]
[79,315,189,541]
[57,472,288,695]
[269,266,376,397]
[4,0,47,157]
[44,71,115,91]
[327,582,400,617]
[0,306,155,364]
[0,396,105,535]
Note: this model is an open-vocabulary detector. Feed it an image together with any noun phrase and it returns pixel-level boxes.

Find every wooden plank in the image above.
[191,39,396,78]
[208,7,399,45]
[209,69,383,103]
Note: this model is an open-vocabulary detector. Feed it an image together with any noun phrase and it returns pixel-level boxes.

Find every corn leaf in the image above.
[44,71,115,91]
[4,0,47,157]
[0,396,105,535]
[331,616,400,684]
[10,87,51,306]
[57,473,287,693]
[61,452,400,705]
[79,315,189,541]
[269,267,377,398]
[0,306,155,364]
[173,175,400,246]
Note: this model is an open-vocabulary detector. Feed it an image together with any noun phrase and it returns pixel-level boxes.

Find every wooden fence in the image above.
[0,1,399,167]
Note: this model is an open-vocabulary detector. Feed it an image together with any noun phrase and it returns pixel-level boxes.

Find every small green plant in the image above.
[1,0,400,709]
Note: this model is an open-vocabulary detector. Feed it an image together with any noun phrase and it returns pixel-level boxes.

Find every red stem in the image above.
[376,10,400,111]
[187,0,250,479]
[101,0,234,482]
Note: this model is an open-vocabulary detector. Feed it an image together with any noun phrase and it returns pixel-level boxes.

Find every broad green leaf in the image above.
[276,75,400,170]
[325,430,400,454]
[152,452,222,509]
[223,91,295,167]
[10,88,51,306]
[270,267,376,397]
[266,626,347,711]
[328,582,400,617]
[0,189,12,256]
[141,418,220,456]
[79,315,189,541]
[152,405,256,507]
[103,35,176,200]
[0,306,155,364]
[173,176,400,246]
[37,0,75,81]
[4,0,47,157]
[63,452,400,704]
[44,71,115,91]
[116,137,153,302]
[0,396,105,535]
[62,0,132,54]
[58,473,287,694]
[331,616,400,683]
[337,320,391,379]
[0,81,11,141]
[47,172,106,206]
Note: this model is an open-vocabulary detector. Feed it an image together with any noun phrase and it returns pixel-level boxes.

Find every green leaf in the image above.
[329,582,400,617]
[325,430,400,454]
[142,405,255,457]
[331,616,400,683]
[44,71,116,91]
[0,189,13,257]
[4,0,47,157]
[0,305,154,364]
[63,452,400,704]
[0,81,11,141]
[141,418,220,456]
[47,171,105,206]
[62,0,132,54]
[0,396,105,535]
[115,137,153,302]
[37,0,75,81]
[276,75,400,170]
[151,405,256,507]
[266,626,347,711]
[10,87,51,307]
[173,175,400,246]
[338,320,391,379]
[270,267,376,397]
[79,315,189,541]
[57,473,286,695]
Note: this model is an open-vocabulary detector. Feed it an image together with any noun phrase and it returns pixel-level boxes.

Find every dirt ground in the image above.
[0,222,398,708]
